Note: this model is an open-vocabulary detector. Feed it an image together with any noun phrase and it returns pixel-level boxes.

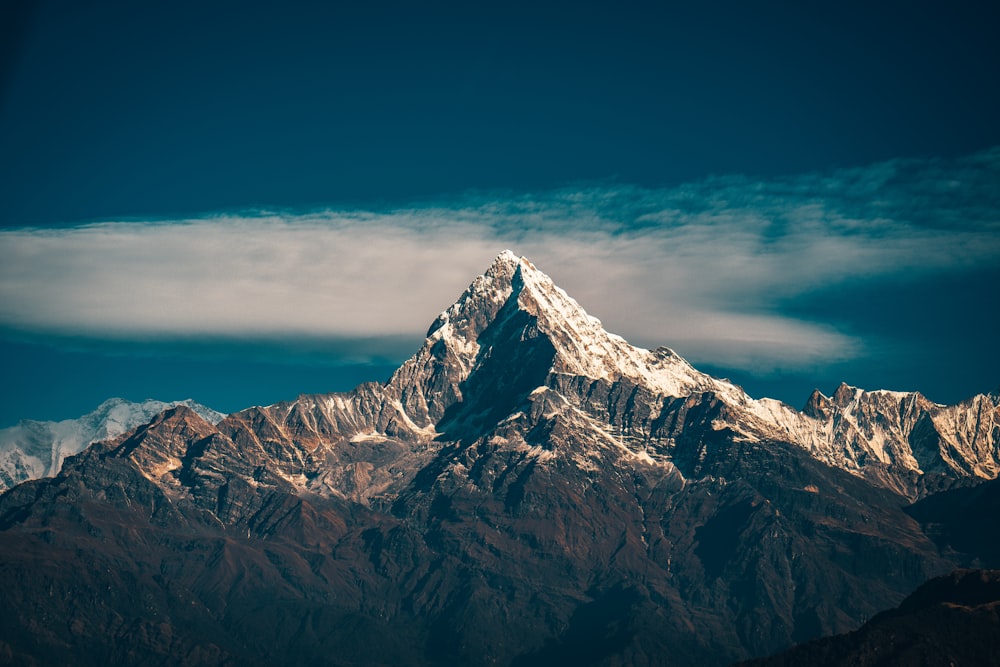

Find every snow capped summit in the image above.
[423,250,725,398]
[431,253,999,493]
[224,251,999,502]
[31,252,990,506]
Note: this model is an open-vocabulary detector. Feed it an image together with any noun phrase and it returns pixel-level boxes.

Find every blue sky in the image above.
[1,0,998,425]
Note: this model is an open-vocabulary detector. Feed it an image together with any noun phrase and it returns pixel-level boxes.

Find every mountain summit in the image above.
[226,250,998,502]
[0,252,996,666]
[421,249,719,395]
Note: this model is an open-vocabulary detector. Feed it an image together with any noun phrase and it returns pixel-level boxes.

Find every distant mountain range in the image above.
[0,398,225,491]
[1,251,997,666]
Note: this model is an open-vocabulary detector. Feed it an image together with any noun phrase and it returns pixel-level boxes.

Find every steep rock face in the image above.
[0,398,225,492]
[801,384,1000,497]
[0,251,994,665]
[927,393,1000,477]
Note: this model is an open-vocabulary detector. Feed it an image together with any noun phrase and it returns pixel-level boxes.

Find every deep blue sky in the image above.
[1,0,998,425]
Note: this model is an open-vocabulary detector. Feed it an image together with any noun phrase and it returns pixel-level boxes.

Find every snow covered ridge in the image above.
[0,398,225,491]
[797,384,1000,488]
[478,254,1000,481]
[423,252,999,491]
[6,252,994,500]
[240,250,998,501]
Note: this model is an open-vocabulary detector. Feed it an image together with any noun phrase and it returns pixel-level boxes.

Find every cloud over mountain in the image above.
[2,148,997,373]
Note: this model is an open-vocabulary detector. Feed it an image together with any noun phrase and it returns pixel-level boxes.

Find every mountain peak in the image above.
[491,248,524,272]
[225,251,999,502]
[473,249,540,289]
[412,252,727,410]
[832,382,861,406]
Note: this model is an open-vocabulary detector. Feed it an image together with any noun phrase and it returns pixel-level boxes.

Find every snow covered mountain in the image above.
[0,398,225,491]
[802,384,1000,497]
[0,251,995,666]
[225,250,997,502]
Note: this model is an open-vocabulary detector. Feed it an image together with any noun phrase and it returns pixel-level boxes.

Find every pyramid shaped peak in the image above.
[426,251,548,337]
[414,250,724,398]
[451,252,591,336]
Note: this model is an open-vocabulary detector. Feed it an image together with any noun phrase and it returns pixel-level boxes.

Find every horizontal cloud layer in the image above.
[2,148,998,373]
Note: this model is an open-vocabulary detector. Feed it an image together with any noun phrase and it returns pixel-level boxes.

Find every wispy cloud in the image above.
[2,148,998,372]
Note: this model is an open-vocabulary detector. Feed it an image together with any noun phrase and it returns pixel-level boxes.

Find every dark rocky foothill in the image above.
[740,569,1000,667]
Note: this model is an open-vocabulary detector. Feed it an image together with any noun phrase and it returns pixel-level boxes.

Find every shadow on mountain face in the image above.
[738,569,1000,667]
[436,278,557,445]
[906,477,1000,567]
[510,586,642,667]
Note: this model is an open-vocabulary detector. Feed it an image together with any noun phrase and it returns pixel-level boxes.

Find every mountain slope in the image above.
[0,398,225,492]
[0,404,951,665]
[905,476,1000,567]
[0,251,993,665]
[740,569,1000,667]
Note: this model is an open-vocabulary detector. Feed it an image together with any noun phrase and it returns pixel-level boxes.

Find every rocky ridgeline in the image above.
[0,398,224,492]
